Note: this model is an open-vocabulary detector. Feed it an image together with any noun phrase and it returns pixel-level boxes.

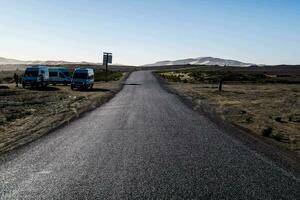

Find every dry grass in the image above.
[0,71,16,84]
[165,81,300,151]
[0,74,127,154]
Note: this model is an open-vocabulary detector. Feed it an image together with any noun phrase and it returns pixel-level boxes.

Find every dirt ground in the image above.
[0,74,127,154]
[164,81,300,152]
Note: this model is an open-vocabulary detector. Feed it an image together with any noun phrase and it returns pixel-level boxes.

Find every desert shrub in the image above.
[169,75,181,82]
[0,116,6,125]
[6,114,18,122]
[288,114,300,122]
[272,133,284,141]
[2,77,14,83]
[274,117,282,122]
[265,76,300,84]
[245,117,254,123]
[160,73,182,82]
[262,127,273,137]
[94,71,122,82]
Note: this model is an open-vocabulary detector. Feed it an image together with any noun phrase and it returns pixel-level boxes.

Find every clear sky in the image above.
[0,0,299,65]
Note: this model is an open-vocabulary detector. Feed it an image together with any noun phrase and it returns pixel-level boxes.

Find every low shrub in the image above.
[160,73,182,82]
[262,126,272,137]
[288,114,300,122]
[94,71,123,82]
[274,117,282,122]
[272,133,284,141]
[3,77,14,83]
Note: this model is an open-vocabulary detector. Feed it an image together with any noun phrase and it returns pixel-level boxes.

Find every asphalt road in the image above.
[0,71,299,199]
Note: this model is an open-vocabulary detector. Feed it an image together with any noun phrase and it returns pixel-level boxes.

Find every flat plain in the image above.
[159,70,300,151]
[0,71,126,154]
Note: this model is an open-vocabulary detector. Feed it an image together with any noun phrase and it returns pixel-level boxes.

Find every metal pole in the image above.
[105,53,108,73]
[103,52,111,82]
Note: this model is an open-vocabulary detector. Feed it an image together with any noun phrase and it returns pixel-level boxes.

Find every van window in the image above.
[25,70,38,77]
[59,72,65,78]
[63,71,70,77]
[73,73,87,79]
[49,72,58,77]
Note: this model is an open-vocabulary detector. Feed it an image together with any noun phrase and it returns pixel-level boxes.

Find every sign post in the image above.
[103,52,112,73]
[103,52,112,82]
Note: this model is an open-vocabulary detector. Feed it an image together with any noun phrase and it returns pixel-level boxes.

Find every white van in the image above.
[22,66,49,88]
[49,67,71,85]
[71,68,94,90]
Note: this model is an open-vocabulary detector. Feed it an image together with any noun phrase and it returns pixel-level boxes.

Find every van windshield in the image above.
[25,70,39,77]
[73,73,87,79]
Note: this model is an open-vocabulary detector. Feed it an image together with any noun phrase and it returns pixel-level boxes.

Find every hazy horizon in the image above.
[0,0,299,65]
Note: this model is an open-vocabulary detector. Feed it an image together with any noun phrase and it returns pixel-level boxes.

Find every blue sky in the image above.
[0,0,299,65]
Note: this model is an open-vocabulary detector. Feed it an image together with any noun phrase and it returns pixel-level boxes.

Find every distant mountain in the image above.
[0,57,28,64]
[144,57,254,67]
[0,57,103,71]
[0,57,98,65]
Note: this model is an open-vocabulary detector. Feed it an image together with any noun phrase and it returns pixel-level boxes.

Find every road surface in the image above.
[0,71,299,199]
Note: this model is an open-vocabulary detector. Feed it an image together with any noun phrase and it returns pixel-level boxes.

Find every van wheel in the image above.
[22,83,25,88]
[71,85,74,90]
[90,84,93,89]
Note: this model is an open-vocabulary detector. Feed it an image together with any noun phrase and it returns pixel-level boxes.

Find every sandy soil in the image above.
[0,75,127,154]
[165,82,300,151]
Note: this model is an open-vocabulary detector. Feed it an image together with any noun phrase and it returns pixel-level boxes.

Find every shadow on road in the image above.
[123,83,141,86]
[28,87,60,91]
[79,88,111,92]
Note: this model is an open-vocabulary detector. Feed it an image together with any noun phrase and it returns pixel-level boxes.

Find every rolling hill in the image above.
[144,57,254,67]
[0,57,97,65]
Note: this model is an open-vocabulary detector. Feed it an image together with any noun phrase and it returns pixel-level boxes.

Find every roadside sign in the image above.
[103,53,112,65]
[103,52,113,76]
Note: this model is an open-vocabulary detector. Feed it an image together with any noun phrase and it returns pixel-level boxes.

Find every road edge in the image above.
[153,71,300,177]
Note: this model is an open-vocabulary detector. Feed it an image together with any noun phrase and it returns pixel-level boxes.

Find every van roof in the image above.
[49,67,68,71]
[26,66,48,70]
[74,68,94,73]
[75,67,93,70]
[49,67,68,69]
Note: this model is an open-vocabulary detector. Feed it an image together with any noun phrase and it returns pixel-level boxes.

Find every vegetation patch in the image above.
[94,70,123,82]
[159,70,300,84]
[262,127,273,137]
